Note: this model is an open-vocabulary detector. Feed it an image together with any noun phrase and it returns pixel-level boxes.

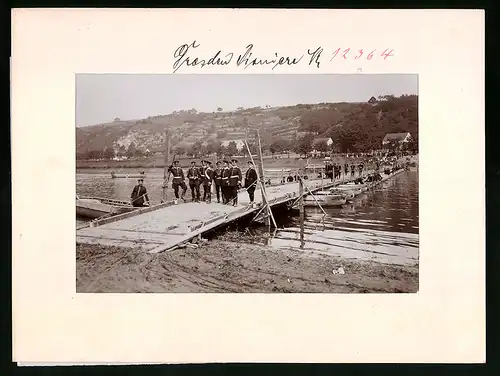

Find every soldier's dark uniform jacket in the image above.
[131,184,149,207]
[214,166,223,185]
[187,166,201,184]
[169,165,185,187]
[221,166,231,186]
[229,166,242,187]
[244,166,258,188]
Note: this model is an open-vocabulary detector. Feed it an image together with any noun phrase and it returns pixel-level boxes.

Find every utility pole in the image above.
[162,129,171,203]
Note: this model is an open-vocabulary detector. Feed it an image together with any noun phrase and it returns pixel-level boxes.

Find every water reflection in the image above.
[77,168,170,204]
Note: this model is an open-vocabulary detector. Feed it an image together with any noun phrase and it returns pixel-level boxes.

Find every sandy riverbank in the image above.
[76,240,418,293]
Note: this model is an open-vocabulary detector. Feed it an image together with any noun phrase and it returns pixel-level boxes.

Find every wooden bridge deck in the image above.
[76,169,403,254]
[76,177,336,253]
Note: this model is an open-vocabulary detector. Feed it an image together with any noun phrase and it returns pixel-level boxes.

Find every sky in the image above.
[76,74,418,127]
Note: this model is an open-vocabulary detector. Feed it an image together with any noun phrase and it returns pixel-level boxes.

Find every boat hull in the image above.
[303,192,347,207]
[76,198,137,219]
[111,173,146,179]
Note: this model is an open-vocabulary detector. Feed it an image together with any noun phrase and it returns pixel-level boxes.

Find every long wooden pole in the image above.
[255,129,270,227]
[244,139,277,228]
[298,172,305,248]
[162,129,171,203]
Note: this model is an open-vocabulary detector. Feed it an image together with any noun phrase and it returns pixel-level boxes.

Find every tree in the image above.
[225,141,238,156]
[245,141,258,155]
[280,139,291,153]
[269,139,288,155]
[174,145,186,156]
[406,136,418,155]
[191,141,202,157]
[217,145,226,157]
[294,135,314,157]
[117,145,127,157]
[103,146,115,159]
[88,150,101,160]
[200,143,208,157]
[126,142,137,158]
[313,141,328,155]
[206,140,221,156]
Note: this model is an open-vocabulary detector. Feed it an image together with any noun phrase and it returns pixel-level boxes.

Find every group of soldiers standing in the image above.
[325,162,368,181]
[167,158,258,206]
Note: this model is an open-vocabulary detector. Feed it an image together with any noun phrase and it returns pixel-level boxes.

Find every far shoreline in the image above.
[76,153,418,170]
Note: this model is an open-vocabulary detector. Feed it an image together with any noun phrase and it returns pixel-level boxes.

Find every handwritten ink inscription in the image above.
[172,41,395,73]
[236,44,303,70]
[173,41,234,73]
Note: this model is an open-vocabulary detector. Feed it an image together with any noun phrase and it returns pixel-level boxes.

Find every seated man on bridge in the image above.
[130,178,150,208]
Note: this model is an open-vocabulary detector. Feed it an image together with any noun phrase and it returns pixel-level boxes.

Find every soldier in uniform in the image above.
[130,178,150,207]
[187,160,201,202]
[344,163,349,179]
[229,158,242,206]
[244,160,258,204]
[168,160,187,201]
[221,160,231,204]
[213,161,223,203]
[202,160,215,203]
[350,164,356,177]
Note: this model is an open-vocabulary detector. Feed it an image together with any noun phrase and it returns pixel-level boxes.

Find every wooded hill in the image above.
[76,94,417,159]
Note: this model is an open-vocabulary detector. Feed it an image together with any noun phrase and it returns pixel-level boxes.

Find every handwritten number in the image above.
[367,50,375,60]
[342,48,350,59]
[381,48,394,60]
[331,48,341,61]
[355,49,363,59]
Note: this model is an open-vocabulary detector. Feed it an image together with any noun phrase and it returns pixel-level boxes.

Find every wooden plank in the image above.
[91,200,177,227]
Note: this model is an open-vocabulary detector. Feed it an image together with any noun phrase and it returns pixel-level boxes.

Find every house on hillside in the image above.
[382,132,412,148]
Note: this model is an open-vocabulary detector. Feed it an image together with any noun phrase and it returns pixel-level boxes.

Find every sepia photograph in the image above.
[76,74,419,293]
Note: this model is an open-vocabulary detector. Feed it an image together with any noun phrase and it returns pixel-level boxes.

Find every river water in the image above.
[76,168,419,265]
